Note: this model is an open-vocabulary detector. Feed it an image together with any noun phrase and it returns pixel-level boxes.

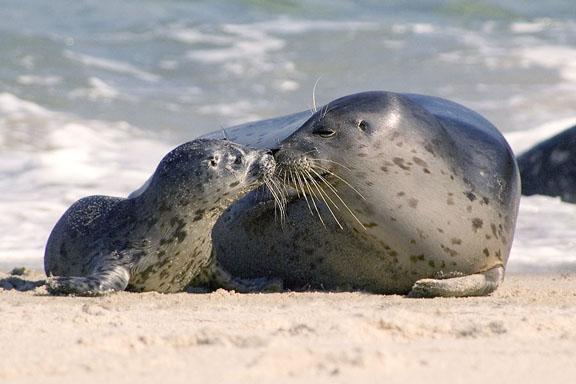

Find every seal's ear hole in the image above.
[313,128,336,138]
[358,120,368,132]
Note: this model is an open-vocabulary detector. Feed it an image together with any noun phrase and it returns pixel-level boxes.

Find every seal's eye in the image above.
[314,128,336,138]
[209,156,219,167]
[358,120,368,132]
[234,155,243,165]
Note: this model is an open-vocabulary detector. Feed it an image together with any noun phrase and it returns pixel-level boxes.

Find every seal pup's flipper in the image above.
[46,265,130,296]
[407,266,504,298]
[190,261,283,293]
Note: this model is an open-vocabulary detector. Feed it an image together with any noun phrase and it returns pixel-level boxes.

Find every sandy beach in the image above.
[1,270,575,384]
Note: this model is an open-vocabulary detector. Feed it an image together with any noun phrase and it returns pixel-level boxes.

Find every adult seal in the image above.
[45,139,278,295]
[209,91,521,297]
[517,123,576,203]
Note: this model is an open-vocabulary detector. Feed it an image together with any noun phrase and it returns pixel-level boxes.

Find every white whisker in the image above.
[310,164,366,200]
[312,76,322,113]
[303,169,343,229]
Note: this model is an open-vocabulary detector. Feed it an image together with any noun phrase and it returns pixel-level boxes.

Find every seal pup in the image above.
[45,139,279,295]
[517,123,576,203]
[211,91,521,297]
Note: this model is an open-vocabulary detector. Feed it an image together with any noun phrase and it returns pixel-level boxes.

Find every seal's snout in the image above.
[247,151,276,182]
[273,148,312,171]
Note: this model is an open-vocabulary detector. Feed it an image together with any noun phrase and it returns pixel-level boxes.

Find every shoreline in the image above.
[1,271,575,383]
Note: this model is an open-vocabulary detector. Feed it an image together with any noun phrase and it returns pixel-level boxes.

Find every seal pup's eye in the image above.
[208,156,219,167]
[358,120,368,132]
[313,128,336,138]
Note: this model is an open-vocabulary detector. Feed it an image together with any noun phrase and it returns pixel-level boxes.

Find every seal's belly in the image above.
[128,240,212,293]
[214,194,513,294]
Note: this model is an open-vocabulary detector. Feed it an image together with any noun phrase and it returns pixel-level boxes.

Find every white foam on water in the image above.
[505,117,576,155]
[64,51,161,82]
[185,17,377,74]
[510,19,552,34]
[69,77,123,101]
[0,93,170,267]
[514,45,576,82]
[17,75,62,86]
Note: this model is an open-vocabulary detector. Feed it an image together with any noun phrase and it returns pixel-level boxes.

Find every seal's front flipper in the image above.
[408,266,504,298]
[47,266,130,296]
[193,262,283,293]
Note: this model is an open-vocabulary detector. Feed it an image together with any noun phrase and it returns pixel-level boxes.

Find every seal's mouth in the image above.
[264,151,366,229]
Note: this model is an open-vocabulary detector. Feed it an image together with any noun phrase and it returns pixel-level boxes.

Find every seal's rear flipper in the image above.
[46,266,130,296]
[408,266,504,298]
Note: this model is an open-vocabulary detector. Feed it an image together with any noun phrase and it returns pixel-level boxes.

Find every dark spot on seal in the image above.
[482,197,490,205]
[408,198,418,208]
[229,181,240,187]
[409,239,416,244]
[471,218,483,231]
[483,248,490,257]
[424,143,436,156]
[428,260,436,268]
[392,157,411,170]
[364,222,378,228]
[451,238,462,245]
[440,245,458,257]
[176,231,187,243]
[437,228,444,233]
[397,191,405,197]
[464,191,477,202]
[380,166,389,173]
[412,157,429,168]
[491,223,499,239]
[358,153,368,157]
[423,168,431,174]
[447,196,455,205]
[495,249,503,261]
[466,205,473,213]
[410,254,425,263]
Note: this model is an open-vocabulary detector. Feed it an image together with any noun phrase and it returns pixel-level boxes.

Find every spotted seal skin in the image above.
[517,124,576,203]
[210,91,521,297]
[44,139,278,295]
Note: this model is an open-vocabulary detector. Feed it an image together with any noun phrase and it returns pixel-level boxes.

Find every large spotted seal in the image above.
[517,123,576,203]
[209,91,521,297]
[45,139,278,295]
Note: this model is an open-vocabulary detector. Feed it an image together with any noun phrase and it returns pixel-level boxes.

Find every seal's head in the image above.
[148,139,275,205]
[271,91,441,229]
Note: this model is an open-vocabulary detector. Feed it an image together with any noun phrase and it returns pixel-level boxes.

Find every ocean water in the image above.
[1,0,576,272]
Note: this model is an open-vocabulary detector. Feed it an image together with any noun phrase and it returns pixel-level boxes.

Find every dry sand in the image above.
[1,270,575,384]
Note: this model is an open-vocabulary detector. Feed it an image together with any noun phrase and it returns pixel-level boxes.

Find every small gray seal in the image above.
[210,91,521,297]
[517,123,576,203]
[44,139,278,295]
